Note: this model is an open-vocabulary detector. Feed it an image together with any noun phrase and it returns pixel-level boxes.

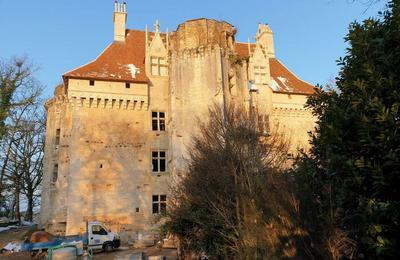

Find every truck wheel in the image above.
[104,243,114,253]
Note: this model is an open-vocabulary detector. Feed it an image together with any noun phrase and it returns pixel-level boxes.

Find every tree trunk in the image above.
[15,180,21,224]
[9,199,16,220]
[25,192,34,222]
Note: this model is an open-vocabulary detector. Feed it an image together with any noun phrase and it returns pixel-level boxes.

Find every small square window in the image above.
[125,83,130,88]
[152,195,159,202]
[136,207,140,213]
[89,80,95,86]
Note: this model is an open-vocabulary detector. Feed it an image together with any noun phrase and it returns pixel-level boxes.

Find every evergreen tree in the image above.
[297,1,400,258]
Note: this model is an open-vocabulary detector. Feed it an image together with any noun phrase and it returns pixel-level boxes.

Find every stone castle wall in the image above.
[40,18,315,244]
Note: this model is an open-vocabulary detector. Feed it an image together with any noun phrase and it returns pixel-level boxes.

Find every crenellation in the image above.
[67,95,149,110]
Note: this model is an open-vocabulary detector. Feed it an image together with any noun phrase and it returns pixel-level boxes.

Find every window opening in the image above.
[152,151,166,173]
[150,57,168,76]
[92,225,108,235]
[53,164,58,182]
[55,129,60,146]
[152,111,166,131]
[152,194,167,214]
[254,66,267,84]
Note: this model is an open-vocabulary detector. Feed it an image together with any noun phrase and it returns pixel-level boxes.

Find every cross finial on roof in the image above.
[154,20,160,34]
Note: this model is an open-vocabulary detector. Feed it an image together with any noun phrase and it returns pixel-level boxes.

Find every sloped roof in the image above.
[269,59,315,95]
[235,42,315,95]
[64,30,315,95]
[63,30,152,83]
[235,42,254,57]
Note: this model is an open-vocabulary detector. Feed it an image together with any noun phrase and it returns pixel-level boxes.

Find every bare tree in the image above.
[1,105,45,223]
[0,57,41,139]
[162,103,320,259]
[0,57,43,222]
[21,113,45,222]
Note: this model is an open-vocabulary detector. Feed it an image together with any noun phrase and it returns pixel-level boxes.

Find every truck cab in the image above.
[87,221,120,252]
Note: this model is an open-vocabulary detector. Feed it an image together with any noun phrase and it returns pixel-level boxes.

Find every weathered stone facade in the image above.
[40,1,315,243]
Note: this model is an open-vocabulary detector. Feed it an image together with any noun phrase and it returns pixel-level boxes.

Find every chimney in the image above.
[113,1,127,42]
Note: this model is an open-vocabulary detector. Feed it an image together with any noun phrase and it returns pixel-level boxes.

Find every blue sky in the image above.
[0,0,387,97]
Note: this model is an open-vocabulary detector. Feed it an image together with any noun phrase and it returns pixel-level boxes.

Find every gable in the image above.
[235,42,315,95]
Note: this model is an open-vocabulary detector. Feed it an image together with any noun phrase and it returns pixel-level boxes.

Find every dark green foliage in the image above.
[296,1,400,258]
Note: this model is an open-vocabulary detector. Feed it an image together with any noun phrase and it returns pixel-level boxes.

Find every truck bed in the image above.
[21,234,87,252]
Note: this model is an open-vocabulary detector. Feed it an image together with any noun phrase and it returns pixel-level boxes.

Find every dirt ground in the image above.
[0,226,36,259]
[95,247,178,259]
[0,247,178,259]
[0,226,35,248]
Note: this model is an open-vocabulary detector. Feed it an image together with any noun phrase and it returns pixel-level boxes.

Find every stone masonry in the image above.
[40,1,316,244]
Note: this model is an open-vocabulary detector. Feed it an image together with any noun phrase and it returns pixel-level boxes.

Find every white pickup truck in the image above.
[87,221,120,251]
[21,221,121,255]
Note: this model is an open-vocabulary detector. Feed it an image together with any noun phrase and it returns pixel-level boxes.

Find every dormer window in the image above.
[150,57,168,76]
[254,66,267,84]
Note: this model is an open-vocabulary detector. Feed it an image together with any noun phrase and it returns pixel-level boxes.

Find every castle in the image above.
[40,1,315,243]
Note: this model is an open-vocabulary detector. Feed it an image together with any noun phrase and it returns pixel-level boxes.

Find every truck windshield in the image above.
[92,225,108,235]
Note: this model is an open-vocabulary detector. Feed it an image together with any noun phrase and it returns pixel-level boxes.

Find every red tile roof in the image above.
[235,42,315,95]
[63,30,151,83]
[234,42,254,57]
[63,30,315,95]
[269,58,315,95]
